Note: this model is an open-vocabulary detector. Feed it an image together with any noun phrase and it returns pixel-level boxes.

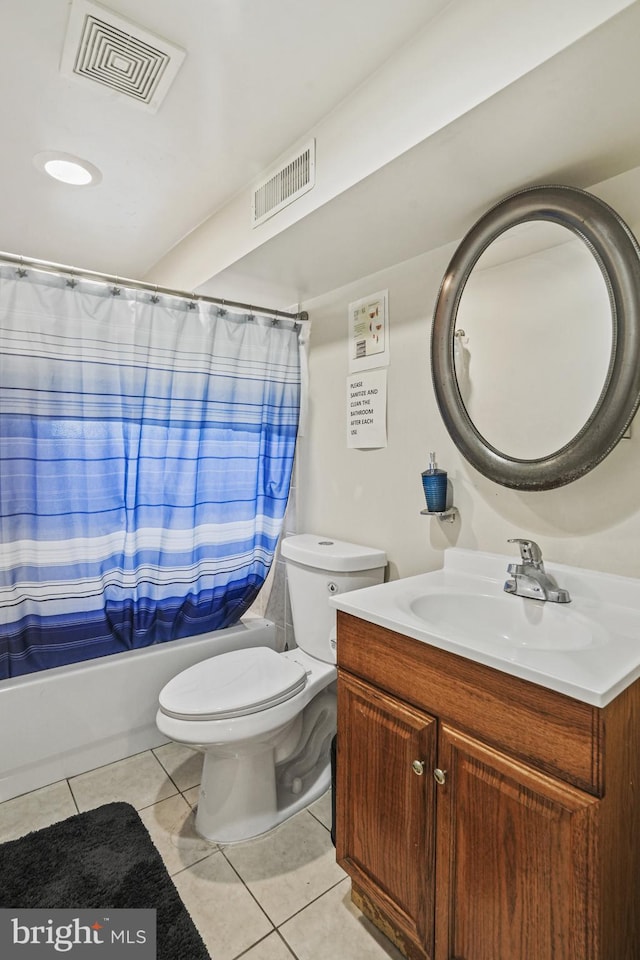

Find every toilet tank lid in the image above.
[281,534,386,572]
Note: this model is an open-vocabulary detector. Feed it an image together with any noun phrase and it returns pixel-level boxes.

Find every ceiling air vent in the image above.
[252,141,316,227]
[61,0,186,112]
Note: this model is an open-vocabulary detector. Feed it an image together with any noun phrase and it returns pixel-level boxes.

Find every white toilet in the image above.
[156,533,386,843]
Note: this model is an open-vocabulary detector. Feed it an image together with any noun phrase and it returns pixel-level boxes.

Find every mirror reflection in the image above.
[454,222,612,459]
[431,184,640,489]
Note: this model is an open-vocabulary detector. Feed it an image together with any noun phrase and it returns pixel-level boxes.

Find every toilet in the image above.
[156,533,386,843]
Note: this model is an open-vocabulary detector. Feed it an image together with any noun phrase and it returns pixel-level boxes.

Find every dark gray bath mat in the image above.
[0,801,209,959]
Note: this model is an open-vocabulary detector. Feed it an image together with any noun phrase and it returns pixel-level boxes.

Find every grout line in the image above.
[67,745,159,781]
[66,749,184,815]
[151,745,203,799]
[275,874,349,929]
[67,777,80,812]
[167,846,222,879]
[273,928,300,959]
[67,778,80,814]
[231,928,299,960]
[307,807,331,831]
[219,848,278,931]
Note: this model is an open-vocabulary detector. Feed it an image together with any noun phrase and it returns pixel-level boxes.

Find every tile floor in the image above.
[0,744,404,960]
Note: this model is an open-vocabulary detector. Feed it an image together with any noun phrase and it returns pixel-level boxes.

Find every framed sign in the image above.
[348,290,389,372]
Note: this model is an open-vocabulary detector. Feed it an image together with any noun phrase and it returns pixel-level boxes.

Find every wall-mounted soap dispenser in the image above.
[422,452,447,511]
[420,452,457,522]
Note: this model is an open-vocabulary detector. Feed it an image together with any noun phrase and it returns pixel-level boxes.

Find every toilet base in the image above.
[195,751,332,844]
[194,690,336,843]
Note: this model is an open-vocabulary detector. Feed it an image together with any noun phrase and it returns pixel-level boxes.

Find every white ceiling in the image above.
[0,0,448,279]
[198,0,640,307]
[3,0,640,311]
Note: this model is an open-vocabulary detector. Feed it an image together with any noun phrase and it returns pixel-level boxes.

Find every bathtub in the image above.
[0,616,276,803]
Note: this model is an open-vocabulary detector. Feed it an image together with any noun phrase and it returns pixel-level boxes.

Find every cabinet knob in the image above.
[411,760,425,776]
[433,768,447,785]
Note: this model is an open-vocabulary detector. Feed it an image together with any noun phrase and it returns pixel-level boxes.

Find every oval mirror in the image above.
[431,185,640,490]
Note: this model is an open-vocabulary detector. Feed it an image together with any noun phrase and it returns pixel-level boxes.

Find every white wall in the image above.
[297,205,640,581]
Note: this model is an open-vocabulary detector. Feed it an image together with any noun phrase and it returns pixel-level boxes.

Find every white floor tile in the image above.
[307,789,332,831]
[280,878,405,960]
[0,780,77,843]
[172,850,273,960]
[137,793,216,875]
[240,931,297,960]
[182,784,200,808]
[69,750,178,812]
[1,753,405,960]
[222,809,346,926]
[153,741,203,792]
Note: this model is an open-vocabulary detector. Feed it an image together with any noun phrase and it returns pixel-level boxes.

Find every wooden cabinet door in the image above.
[435,724,600,960]
[337,671,437,960]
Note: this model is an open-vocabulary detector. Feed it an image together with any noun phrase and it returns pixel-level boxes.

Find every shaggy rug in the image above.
[0,801,209,959]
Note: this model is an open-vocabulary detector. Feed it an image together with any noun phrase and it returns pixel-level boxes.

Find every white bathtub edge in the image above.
[0,617,276,803]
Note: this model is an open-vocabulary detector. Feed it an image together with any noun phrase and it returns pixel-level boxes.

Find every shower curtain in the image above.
[0,266,302,679]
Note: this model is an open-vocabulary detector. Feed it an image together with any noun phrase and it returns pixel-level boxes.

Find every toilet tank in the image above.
[281,534,386,664]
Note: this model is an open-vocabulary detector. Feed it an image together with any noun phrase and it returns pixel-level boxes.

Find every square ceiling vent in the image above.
[61,0,186,112]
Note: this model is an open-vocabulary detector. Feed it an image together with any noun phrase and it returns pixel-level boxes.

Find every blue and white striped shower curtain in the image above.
[0,267,301,679]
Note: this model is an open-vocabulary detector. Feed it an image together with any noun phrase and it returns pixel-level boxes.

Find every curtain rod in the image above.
[0,251,308,323]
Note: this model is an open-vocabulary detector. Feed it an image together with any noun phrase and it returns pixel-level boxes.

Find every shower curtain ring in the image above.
[150,286,160,304]
[16,257,27,278]
[188,294,198,310]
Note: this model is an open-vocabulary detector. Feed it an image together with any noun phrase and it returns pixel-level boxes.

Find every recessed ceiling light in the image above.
[33,151,102,186]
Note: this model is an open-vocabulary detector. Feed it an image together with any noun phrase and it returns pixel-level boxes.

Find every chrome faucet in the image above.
[504,538,571,603]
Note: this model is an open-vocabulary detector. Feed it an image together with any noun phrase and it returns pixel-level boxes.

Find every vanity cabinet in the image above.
[336,611,640,960]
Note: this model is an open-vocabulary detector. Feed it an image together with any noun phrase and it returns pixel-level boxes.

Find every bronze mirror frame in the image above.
[431,184,640,490]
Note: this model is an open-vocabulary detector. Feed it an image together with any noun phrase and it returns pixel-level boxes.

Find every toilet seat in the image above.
[158,647,307,721]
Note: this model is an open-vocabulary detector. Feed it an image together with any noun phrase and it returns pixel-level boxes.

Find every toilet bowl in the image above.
[156,534,386,843]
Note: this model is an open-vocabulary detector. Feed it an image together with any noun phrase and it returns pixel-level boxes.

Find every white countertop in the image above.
[330,547,640,707]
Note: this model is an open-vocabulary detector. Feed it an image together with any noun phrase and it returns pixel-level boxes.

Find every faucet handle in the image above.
[507,538,543,565]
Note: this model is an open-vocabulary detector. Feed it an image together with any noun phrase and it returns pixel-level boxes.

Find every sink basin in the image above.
[408,592,594,651]
[330,547,640,706]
